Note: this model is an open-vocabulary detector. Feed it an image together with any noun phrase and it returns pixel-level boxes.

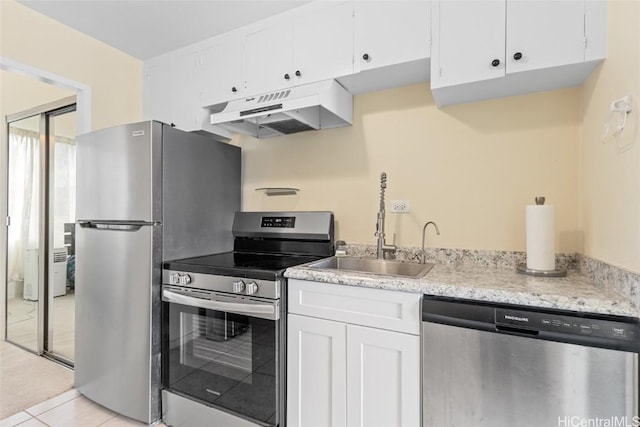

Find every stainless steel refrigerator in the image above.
[75,121,240,423]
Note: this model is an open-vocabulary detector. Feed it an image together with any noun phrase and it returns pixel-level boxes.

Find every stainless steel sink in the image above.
[306,256,433,278]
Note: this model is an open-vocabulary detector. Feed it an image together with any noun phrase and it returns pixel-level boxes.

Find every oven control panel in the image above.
[261,216,295,228]
[162,270,278,300]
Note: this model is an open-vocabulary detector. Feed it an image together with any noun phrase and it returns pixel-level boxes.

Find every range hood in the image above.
[208,80,353,139]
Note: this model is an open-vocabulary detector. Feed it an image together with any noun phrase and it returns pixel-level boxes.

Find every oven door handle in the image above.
[162,289,278,320]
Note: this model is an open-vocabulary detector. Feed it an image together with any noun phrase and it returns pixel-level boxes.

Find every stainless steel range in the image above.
[161,211,334,427]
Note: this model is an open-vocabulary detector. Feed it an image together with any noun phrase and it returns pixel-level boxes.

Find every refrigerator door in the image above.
[75,222,161,423]
[76,121,162,222]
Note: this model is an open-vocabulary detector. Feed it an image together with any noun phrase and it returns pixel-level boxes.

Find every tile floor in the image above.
[0,389,167,427]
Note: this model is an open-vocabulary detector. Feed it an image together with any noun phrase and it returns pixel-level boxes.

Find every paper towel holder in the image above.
[517,195,567,277]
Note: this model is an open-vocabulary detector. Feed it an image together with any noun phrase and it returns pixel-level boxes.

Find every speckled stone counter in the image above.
[285,260,639,318]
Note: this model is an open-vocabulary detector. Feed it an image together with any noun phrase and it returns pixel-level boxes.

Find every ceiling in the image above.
[17,0,311,60]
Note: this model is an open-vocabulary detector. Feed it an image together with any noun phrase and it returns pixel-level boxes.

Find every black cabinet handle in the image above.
[284,73,290,80]
[491,59,500,67]
[513,52,523,61]
[231,86,237,93]
[295,70,301,77]
[363,53,370,61]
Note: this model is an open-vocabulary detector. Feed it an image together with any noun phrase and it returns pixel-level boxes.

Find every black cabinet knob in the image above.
[513,52,523,61]
[295,70,301,77]
[491,59,500,67]
[363,53,370,61]
[231,86,237,93]
[284,73,290,80]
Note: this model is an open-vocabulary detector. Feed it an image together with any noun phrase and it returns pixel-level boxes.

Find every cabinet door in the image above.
[287,314,347,427]
[354,1,430,72]
[244,23,293,95]
[170,50,202,131]
[506,0,585,74]
[431,0,506,88]
[292,1,354,85]
[346,325,421,427]
[143,61,173,125]
[200,34,244,106]
[584,0,606,61]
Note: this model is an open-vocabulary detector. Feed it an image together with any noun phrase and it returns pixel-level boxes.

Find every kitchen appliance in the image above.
[161,211,334,427]
[422,296,640,427]
[208,79,353,139]
[75,121,240,424]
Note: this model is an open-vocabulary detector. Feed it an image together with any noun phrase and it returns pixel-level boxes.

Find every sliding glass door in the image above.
[5,98,77,366]
[6,114,42,353]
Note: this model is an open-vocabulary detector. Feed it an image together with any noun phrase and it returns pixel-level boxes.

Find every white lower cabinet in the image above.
[287,280,421,427]
[346,325,420,427]
[287,314,347,427]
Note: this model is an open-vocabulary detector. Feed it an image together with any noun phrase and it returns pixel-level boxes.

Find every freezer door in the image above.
[76,121,162,222]
[75,222,161,423]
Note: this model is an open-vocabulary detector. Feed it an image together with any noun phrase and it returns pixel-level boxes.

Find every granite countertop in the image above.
[285,261,639,318]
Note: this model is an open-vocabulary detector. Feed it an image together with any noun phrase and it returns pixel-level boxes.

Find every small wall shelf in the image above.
[255,187,300,196]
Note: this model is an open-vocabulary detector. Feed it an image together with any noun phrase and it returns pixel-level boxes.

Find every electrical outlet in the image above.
[390,200,410,213]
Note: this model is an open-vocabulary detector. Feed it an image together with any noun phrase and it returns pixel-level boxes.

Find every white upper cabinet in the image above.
[292,1,354,85]
[244,2,353,95]
[244,22,293,95]
[171,50,202,131]
[143,51,232,138]
[431,0,505,88]
[143,51,202,131]
[584,0,607,61]
[354,0,430,72]
[431,0,607,107]
[506,0,585,74]
[199,33,244,106]
[143,60,173,126]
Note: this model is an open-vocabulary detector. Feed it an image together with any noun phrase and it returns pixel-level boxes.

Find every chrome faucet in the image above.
[375,172,397,259]
[421,221,440,264]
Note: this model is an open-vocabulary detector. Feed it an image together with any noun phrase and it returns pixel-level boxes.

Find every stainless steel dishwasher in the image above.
[422,296,639,427]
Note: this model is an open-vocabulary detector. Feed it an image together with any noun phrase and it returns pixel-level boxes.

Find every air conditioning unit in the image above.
[23,248,68,301]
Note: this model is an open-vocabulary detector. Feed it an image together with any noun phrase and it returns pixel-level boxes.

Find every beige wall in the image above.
[0,0,143,339]
[580,0,640,272]
[238,85,581,253]
[0,0,143,132]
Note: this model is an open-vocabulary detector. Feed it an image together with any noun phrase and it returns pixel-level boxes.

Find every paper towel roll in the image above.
[526,204,555,271]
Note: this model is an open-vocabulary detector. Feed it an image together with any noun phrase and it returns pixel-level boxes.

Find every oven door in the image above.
[162,286,281,426]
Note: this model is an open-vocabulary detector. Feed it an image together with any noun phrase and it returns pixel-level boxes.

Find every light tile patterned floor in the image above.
[0,389,167,427]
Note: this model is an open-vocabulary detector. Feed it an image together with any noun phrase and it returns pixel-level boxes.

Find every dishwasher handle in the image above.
[495,324,540,336]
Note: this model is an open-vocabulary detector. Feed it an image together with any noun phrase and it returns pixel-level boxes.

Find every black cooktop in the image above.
[163,251,325,281]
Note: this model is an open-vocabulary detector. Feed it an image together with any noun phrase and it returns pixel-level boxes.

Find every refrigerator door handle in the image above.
[162,289,278,320]
[78,222,145,231]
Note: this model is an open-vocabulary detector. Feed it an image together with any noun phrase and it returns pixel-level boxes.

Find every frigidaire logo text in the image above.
[504,315,529,322]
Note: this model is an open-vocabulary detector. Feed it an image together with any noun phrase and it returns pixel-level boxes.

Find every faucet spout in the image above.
[375,172,396,259]
[421,221,440,264]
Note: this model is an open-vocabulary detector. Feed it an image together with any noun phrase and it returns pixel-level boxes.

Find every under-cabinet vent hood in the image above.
[208,80,353,139]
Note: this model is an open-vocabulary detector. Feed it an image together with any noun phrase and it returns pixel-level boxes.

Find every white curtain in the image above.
[7,127,76,283]
[7,127,40,283]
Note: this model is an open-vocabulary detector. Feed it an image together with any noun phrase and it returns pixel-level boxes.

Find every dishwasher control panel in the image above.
[496,309,639,341]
